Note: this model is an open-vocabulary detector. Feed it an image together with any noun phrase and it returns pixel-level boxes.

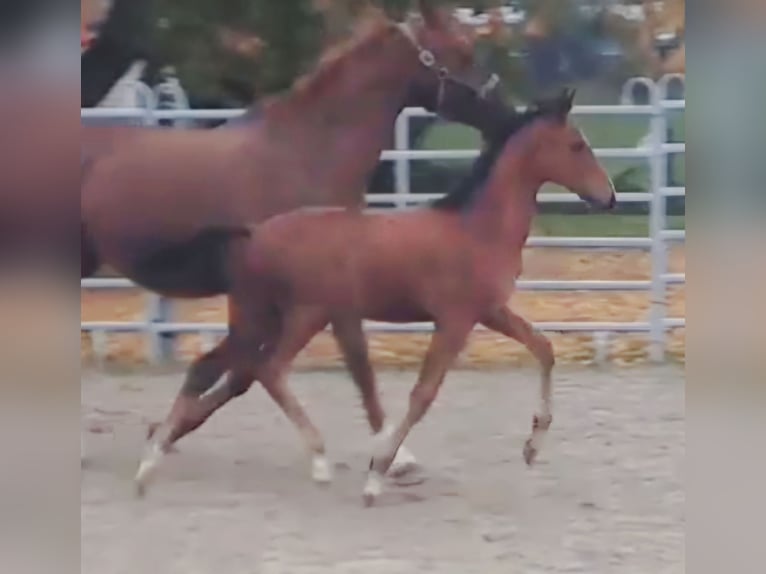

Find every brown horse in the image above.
[84,2,506,481]
[136,88,616,503]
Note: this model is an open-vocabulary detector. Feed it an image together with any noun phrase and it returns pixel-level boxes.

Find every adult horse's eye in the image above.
[570,141,586,153]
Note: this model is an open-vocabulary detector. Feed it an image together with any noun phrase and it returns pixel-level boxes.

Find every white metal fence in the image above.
[81,78,685,364]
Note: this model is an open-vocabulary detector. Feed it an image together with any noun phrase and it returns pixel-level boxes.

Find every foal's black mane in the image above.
[431,91,572,211]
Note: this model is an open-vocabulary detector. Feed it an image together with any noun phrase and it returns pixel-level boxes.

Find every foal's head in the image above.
[519,89,616,210]
[401,0,502,119]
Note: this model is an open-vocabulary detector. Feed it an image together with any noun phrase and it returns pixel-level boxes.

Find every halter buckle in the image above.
[418,50,436,68]
[480,73,500,98]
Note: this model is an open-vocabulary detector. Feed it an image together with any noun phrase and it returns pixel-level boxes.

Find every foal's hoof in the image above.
[523,438,538,467]
[388,444,419,478]
[134,468,154,499]
[134,443,164,498]
[362,491,377,508]
[135,479,148,499]
[362,468,384,507]
[311,455,333,485]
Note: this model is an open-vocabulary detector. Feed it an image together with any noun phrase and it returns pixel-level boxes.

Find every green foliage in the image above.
[151,0,323,105]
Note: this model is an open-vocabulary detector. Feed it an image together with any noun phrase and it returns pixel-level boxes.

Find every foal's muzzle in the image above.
[582,191,617,211]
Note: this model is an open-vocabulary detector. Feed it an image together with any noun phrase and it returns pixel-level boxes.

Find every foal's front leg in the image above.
[363,321,473,506]
[331,317,418,476]
[482,306,555,466]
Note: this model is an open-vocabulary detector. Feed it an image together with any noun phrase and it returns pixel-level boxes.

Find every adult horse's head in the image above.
[399,0,503,121]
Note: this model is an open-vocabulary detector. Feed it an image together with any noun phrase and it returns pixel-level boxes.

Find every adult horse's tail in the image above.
[81,223,100,278]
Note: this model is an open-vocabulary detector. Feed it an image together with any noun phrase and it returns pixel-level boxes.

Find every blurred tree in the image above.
[150,0,323,107]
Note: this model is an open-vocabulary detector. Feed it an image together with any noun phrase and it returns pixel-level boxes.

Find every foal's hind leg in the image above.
[147,336,231,439]
[140,300,248,454]
[135,337,237,495]
[135,300,279,495]
[482,306,555,466]
[258,307,333,483]
[331,317,418,476]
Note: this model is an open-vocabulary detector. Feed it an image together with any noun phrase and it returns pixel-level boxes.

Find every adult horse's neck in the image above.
[259,22,420,205]
[463,129,542,250]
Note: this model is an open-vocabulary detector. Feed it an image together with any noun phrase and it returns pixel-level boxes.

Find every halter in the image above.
[396,20,500,110]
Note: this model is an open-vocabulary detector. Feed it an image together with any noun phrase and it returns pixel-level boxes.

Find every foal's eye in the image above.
[570,141,587,153]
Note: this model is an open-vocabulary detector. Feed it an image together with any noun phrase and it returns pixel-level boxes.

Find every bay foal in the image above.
[138,89,616,503]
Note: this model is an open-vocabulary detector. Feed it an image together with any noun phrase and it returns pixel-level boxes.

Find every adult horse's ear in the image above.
[565,88,577,110]
[554,87,576,121]
[417,0,440,27]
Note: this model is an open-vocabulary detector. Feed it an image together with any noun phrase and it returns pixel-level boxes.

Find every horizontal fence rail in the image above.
[81,88,685,364]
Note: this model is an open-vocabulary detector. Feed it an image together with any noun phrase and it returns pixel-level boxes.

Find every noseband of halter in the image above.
[396,21,500,110]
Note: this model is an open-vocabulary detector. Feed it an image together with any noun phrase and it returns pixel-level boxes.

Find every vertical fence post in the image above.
[648,82,668,363]
[393,110,411,208]
[137,92,175,363]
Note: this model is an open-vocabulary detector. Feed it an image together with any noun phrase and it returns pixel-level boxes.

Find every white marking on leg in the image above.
[311,454,332,484]
[135,441,165,496]
[524,402,552,466]
[363,425,398,505]
[372,424,394,459]
[389,443,418,477]
[373,424,418,475]
[362,469,384,506]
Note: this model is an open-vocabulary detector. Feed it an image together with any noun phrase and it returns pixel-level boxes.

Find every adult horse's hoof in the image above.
[523,438,538,466]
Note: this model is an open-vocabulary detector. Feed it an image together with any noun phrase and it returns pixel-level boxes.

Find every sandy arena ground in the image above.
[82,365,684,573]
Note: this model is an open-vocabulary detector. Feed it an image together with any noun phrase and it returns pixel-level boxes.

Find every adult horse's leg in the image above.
[331,317,418,476]
[482,306,555,466]
[363,321,473,506]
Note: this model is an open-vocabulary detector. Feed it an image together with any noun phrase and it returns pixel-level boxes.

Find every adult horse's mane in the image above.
[263,9,395,112]
[430,103,548,211]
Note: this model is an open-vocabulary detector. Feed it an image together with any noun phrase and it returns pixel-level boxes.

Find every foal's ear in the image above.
[418,0,441,27]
